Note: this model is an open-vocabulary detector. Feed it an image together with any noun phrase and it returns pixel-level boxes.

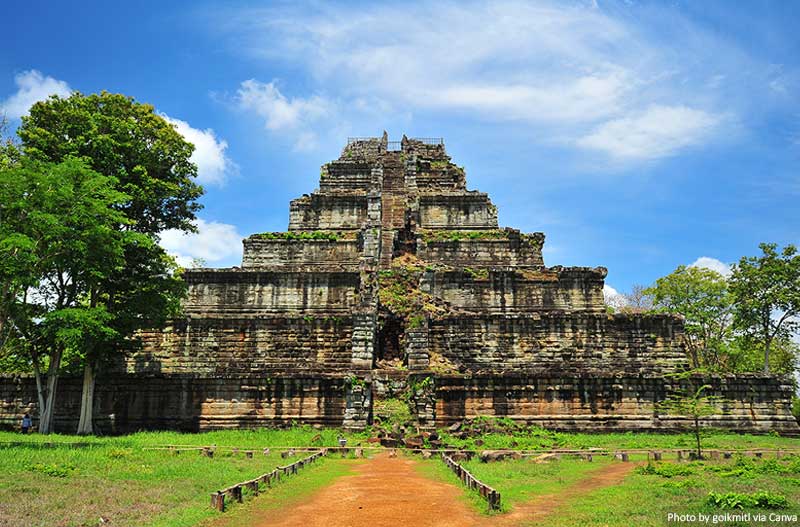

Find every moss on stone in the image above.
[419,229,511,242]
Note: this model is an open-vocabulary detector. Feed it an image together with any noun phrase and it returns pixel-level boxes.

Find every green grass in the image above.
[548,456,800,527]
[437,419,799,452]
[1,425,798,527]
[200,458,358,527]
[418,454,617,513]
[0,426,365,449]
[421,453,800,526]
[462,455,617,511]
[0,428,361,527]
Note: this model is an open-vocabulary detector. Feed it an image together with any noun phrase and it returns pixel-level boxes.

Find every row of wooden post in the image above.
[210,449,326,512]
[441,453,501,510]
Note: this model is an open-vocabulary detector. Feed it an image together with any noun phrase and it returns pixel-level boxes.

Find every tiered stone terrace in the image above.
[0,134,797,434]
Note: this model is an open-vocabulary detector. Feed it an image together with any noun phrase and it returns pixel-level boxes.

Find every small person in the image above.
[337,435,347,448]
[21,413,32,434]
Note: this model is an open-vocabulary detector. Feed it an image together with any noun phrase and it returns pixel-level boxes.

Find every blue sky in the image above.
[2,0,799,298]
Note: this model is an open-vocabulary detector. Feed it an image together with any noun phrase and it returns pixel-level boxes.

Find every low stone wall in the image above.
[427,313,687,375]
[2,371,794,435]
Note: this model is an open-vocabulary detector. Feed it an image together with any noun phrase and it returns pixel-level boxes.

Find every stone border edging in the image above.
[210,449,327,512]
[441,452,501,510]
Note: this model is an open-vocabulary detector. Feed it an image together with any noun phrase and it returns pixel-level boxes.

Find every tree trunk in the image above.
[76,362,96,435]
[685,336,699,369]
[694,415,702,459]
[763,325,771,373]
[38,349,62,434]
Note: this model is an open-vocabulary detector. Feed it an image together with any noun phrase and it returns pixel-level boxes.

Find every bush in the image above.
[706,491,789,509]
[373,398,412,428]
[29,463,77,478]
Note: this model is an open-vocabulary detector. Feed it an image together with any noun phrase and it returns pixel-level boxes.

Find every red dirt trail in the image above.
[250,454,637,527]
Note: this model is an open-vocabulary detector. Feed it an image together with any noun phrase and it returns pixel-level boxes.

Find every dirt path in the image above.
[252,454,637,527]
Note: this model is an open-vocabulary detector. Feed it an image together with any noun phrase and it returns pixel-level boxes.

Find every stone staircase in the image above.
[379,154,407,266]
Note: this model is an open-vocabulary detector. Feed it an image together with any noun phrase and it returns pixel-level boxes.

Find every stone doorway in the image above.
[376,316,404,368]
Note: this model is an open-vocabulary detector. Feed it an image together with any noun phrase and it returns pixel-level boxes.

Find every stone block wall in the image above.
[427,314,688,375]
[431,373,799,434]
[415,161,466,190]
[418,193,498,229]
[320,161,376,191]
[416,231,544,267]
[289,194,368,230]
[182,271,359,315]
[242,237,361,270]
[0,374,350,433]
[129,316,355,375]
[421,268,606,314]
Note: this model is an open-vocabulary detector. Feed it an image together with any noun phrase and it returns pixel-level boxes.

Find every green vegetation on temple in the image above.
[251,231,352,241]
[418,229,511,242]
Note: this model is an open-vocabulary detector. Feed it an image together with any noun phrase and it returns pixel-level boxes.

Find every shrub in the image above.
[373,398,412,428]
[706,491,789,509]
[30,463,77,478]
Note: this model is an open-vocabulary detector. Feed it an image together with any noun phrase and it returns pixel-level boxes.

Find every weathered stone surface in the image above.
[242,237,361,270]
[0,134,796,434]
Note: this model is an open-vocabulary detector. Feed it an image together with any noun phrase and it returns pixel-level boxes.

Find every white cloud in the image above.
[234,80,333,151]
[1,70,71,119]
[209,0,746,162]
[161,115,235,186]
[603,284,628,309]
[576,105,720,160]
[160,218,243,268]
[689,256,732,278]
[227,2,631,123]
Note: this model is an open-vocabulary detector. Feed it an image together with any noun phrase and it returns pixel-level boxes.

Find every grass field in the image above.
[1,427,798,527]
[435,418,800,452]
[0,428,362,527]
[421,452,800,526]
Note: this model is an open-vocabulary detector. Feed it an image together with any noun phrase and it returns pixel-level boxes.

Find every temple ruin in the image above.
[1,134,797,434]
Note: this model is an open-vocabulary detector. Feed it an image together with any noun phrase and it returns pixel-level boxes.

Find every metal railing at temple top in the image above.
[345,137,444,146]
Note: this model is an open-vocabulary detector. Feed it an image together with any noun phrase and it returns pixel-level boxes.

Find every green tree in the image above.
[658,373,723,459]
[726,334,799,375]
[0,113,19,169]
[729,243,800,373]
[18,92,202,233]
[0,158,132,433]
[14,92,201,434]
[645,266,733,370]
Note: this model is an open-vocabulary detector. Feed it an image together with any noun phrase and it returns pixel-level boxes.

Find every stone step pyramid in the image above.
[1,133,796,434]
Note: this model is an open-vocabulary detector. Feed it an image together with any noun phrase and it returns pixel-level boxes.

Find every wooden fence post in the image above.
[210,492,225,512]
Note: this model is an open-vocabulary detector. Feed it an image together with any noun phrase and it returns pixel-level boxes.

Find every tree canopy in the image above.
[730,243,800,373]
[645,266,733,370]
[1,91,202,434]
[18,91,203,233]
